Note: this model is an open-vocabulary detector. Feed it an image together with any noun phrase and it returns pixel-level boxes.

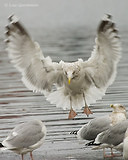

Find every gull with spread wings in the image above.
[5,14,121,119]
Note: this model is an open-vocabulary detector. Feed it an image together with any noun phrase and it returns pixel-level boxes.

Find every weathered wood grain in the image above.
[0,28,128,160]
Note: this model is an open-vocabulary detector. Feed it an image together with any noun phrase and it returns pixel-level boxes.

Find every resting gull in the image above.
[0,120,46,160]
[5,14,121,119]
[70,104,126,143]
[93,119,128,158]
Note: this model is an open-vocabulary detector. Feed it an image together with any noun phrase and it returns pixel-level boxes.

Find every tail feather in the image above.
[70,130,78,135]
[85,140,101,146]
[47,85,106,111]
[47,87,84,110]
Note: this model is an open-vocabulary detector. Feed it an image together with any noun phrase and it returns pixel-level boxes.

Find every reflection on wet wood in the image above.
[0,28,128,160]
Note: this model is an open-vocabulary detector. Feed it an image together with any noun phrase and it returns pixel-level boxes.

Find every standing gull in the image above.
[0,120,47,160]
[93,120,128,158]
[70,104,126,143]
[5,14,121,119]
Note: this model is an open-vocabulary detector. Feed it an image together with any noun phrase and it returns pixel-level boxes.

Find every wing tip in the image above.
[102,14,112,21]
[6,14,30,37]
[98,14,118,34]
[8,14,19,23]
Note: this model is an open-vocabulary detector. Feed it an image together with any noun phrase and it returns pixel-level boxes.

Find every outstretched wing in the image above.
[5,15,63,93]
[83,14,121,90]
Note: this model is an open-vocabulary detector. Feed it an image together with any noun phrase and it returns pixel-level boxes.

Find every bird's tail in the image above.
[47,87,84,110]
[85,141,102,150]
[70,130,78,135]
[85,140,101,146]
[0,143,4,148]
[0,143,8,152]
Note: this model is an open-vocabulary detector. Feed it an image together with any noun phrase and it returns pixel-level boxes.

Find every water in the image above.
[0,25,128,159]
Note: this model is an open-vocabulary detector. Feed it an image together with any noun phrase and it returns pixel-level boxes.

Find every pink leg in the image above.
[83,93,93,116]
[110,148,122,157]
[103,148,113,158]
[68,108,77,119]
[30,151,34,160]
[21,154,24,160]
[103,148,122,158]
[68,96,77,119]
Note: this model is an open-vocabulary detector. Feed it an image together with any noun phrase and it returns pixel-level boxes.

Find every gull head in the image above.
[61,62,80,84]
[110,104,126,114]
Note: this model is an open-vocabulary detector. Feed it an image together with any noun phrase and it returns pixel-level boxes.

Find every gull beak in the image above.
[68,78,71,85]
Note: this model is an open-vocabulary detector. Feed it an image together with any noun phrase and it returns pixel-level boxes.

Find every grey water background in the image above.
[0,0,128,159]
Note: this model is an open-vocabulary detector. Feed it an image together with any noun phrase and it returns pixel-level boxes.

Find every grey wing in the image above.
[83,14,121,90]
[5,15,63,93]
[3,121,46,149]
[100,120,128,146]
[78,115,111,140]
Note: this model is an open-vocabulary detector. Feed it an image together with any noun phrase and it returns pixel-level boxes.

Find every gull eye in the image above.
[73,71,75,75]
[65,71,67,75]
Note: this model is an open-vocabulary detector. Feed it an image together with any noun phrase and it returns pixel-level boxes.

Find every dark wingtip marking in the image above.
[14,21,29,36]
[8,14,15,22]
[111,22,115,29]
[4,39,10,43]
[7,15,30,37]
[106,14,112,19]
[115,35,120,39]
[97,14,118,35]
[85,140,95,146]
[5,25,10,30]
[5,30,10,36]
[0,143,4,148]
[113,29,118,34]
[97,14,113,33]
[70,130,78,135]
[85,140,101,146]
[98,20,108,33]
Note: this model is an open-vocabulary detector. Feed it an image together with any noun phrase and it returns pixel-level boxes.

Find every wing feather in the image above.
[84,14,121,90]
[99,120,128,146]
[5,15,63,93]
[2,120,46,149]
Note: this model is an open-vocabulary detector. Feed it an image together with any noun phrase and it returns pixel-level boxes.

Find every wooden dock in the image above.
[0,28,128,160]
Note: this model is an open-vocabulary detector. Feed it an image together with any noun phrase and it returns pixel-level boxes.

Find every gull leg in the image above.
[68,96,77,119]
[103,148,121,158]
[30,151,34,160]
[110,148,122,157]
[21,154,24,160]
[103,148,106,158]
[103,148,112,158]
[111,148,114,157]
[83,93,93,116]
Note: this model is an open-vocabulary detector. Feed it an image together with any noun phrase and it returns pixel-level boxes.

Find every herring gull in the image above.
[5,14,121,119]
[0,120,46,160]
[70,104,126,143]
[93,119,128,158]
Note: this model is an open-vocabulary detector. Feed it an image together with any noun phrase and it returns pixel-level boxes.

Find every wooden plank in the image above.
[0,28,128,160]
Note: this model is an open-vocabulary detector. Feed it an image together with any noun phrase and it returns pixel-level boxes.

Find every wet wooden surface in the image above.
[0,28,128,160]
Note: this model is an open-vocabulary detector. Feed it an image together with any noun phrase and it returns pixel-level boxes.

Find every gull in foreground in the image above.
[70,104,126,144]
[5,14,121,119]
[93,119,128,158]
[0,120,46,160]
